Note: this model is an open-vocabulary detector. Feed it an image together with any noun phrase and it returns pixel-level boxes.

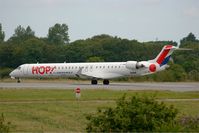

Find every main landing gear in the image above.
[103,80,109,85]
[91,79,98,85]
[91,79,110,85]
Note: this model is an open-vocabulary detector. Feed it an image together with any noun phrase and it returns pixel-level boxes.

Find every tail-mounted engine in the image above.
[126,61,145,69]
[126,61,158,73]
[126,61,157,72]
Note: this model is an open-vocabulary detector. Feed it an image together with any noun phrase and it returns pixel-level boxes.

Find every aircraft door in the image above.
[84,66,88,72]
[89,65,93,72]
[23,64,29,75]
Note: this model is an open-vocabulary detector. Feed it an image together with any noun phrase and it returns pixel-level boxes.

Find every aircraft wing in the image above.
[76,67,123,79]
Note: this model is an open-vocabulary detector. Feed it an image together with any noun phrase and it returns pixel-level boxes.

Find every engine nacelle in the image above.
[126,61,137,69]
[126,61,145,69]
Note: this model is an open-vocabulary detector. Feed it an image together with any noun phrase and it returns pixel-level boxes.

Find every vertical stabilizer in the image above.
[150,45,177,66]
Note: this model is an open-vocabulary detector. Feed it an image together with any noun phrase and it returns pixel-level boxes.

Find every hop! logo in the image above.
[32,66,55,75]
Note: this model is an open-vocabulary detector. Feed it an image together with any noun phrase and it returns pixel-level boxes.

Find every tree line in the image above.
[0,23,198,81]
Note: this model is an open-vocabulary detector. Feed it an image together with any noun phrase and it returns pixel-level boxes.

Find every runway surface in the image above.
[0,82,199,91]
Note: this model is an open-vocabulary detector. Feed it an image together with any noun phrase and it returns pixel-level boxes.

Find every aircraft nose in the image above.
[9,70,16,79]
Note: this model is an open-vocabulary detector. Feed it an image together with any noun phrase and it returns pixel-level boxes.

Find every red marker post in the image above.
[75,87,81,100]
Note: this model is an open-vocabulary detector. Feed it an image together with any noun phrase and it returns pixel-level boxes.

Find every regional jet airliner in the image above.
[10,45,177,85]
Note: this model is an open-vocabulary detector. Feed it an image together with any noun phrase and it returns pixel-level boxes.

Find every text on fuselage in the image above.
[32,66,55,75]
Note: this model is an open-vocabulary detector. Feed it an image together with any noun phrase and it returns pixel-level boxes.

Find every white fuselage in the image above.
[10,62,156,79]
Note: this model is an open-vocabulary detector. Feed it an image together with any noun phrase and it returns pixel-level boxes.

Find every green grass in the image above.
[0,89,199,132]
[0,89,199,101]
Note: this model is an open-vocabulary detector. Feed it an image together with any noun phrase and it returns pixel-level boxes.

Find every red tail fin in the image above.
[150,45,175,66]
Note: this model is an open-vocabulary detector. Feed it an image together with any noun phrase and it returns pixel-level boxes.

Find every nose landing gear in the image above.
[17,78,21,83]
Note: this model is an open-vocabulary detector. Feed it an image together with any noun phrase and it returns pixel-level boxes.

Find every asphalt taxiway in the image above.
[0,82,199,92]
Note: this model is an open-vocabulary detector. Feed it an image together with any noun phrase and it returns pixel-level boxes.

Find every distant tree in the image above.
[91,34,113,41]
[22,38,45,63]
[42,44,66,63]
[180,33,197,44]
[8,25,35,44]
[0,45,14,68]
[0,23,5,43]
[86,56,104,62]
[47,23,69,45]
[0,68,12,79]
[188,70,199,81]
[25,26,35,38]
[13,25,26,38]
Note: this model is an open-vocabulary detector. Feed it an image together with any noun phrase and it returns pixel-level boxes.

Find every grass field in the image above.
[0,89,199,132]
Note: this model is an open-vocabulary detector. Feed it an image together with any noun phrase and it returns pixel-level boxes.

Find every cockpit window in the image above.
[17,66,21,70]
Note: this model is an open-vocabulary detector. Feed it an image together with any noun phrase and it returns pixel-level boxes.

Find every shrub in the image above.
[86,95,178,132]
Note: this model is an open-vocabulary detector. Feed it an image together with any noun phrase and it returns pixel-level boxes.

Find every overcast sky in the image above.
[0,0,199,42]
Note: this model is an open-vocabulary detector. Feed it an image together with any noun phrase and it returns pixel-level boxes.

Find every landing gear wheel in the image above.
[17,78,21,83]
[103,80,109,85]
[91,79,98,85]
